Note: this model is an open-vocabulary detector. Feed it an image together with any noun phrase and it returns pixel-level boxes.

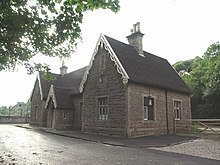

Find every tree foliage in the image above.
[173,42,220,118]
[0,106,9,115]
[0,0,120,72]
[172,56,202,73]
[0,101,31,116]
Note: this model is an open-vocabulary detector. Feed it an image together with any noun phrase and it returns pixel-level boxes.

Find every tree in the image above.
[0,0,120,73]
[172,57,201,73]
[202,42,220,118]
[173,42,220,118]
[0,106,9,115]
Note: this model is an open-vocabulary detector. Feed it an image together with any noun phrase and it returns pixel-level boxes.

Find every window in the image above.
[63,111,67,120]
[143,96,154,120]
[174,101,181,120]
[98,97,108,120]
[100,54,106,70]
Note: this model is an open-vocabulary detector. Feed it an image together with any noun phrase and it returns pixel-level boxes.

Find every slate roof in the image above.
[35,66,86,109]
[39,73,61,100]
[54,66,87,94]
[52,86,73,109]
[104,35,191,94]
[41,67,86,109]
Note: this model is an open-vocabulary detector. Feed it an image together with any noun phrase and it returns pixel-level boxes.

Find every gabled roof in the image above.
[30,66,86,110]
[55,66,87,94]
[43,67,86,109]
[38,72,61,100]
[80,34,191,94]
[30,72,61,101]
[45,85,74,109]
[105,35,191,94]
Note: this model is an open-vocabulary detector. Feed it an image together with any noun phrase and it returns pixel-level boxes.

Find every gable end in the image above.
[45,85,57,109]
[79,34,129,93]
[30,73,44,101]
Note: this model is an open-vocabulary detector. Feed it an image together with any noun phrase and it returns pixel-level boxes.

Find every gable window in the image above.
[100,54,106,71]
[174,101,181,120]
[143,96,154,120]
[98,97,108,120]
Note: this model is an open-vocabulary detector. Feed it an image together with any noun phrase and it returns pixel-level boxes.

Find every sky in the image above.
[0,0,220,107]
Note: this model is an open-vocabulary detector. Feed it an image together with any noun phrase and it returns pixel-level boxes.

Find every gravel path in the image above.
[151,138,220,161]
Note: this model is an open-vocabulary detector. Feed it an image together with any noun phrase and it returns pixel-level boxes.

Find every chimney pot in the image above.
[136,22,140,32]
[60,61,67,76]
[126,22,144,55]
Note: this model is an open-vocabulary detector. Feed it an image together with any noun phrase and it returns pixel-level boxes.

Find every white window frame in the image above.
[144,106,149,120]
[98,97,108,120]
[174,100,181,120]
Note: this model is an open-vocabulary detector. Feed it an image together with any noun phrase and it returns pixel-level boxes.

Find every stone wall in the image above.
[0,116,29,123]
[167,91,192,133]
[30,80,47,127]
[72,94,83,130]
[82,48,127,137]
[46,99,73,129]
[127,82,191,138]
[55,109,73,130]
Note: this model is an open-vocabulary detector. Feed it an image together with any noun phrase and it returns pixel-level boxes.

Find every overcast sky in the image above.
[0,0,220,107]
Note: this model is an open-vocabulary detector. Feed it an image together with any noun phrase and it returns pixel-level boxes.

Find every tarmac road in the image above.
[0,124,219,165]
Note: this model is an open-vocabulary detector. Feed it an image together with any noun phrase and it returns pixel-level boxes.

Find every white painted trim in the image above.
[29,73,39,101]
[45,85,57,109]
[29,72,44,101]
[173,99,182,120]
[79,34,129,93]
[37,72,44,100]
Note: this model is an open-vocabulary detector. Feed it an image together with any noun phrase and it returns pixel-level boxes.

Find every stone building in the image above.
[30,66,86,129]
[30,22,191,138]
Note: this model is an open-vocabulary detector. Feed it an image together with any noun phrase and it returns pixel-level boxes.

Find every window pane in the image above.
[174,101,181,120]
[98,97,108,120]
[148,106,154,120]
[143,97,155,120]
[144,97,148,106]
[176,109,180,119]
[144,106,148,119]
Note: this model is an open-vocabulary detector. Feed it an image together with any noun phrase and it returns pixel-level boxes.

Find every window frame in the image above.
[173,100,182,120]
[143,96,155,121]
[98,97,108,120]
[63,111,67,120]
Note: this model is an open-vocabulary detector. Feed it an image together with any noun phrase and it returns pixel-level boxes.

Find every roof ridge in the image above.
[104,35,166,61]
[52,86,74,90]
[39,71,60,76]
[104,34,135,49]
[64,66,87,75]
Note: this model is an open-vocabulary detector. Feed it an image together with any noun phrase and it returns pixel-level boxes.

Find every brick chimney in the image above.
[126,22,144,55]
[60,61,67,76]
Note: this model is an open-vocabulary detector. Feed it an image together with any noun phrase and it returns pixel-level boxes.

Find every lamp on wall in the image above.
[148,97,153,106]
[145,96,154,106]
[99,77,103,83]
